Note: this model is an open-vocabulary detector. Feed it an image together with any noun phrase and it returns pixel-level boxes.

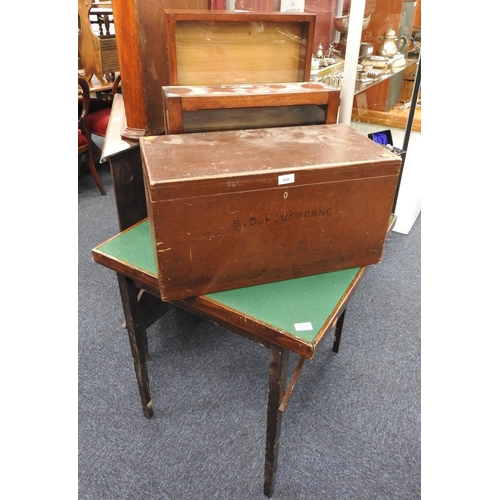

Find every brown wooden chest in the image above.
[140,123,401,301]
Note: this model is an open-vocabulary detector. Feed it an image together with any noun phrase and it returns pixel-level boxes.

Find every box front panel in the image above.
[152,174,397,300]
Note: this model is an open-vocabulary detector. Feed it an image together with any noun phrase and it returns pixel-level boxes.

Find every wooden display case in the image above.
[112,4,316,138]
[164,10,316,86]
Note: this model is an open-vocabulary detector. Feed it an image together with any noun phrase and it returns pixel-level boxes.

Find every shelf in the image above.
[351,58,421,131]
[351,103,421,132]
[354,58,418,96]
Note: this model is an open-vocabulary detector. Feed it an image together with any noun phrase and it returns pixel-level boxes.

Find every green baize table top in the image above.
[95,219,362,346]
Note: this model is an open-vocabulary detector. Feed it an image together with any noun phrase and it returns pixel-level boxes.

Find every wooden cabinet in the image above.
[112,0,212,138]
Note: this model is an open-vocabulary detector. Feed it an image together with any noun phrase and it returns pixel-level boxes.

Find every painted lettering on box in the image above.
[233,207,332,228]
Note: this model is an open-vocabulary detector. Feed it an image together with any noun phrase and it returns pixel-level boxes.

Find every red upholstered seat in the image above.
[85,75,121,157]
[77,98,112,138]
[86,105,111,136]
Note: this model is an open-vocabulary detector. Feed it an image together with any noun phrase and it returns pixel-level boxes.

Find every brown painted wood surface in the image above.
[140,123,400,301]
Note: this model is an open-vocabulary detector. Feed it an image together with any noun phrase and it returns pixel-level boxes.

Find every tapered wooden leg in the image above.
[264,344,289,497]
[332,309,346,353]
[117,274,154,419]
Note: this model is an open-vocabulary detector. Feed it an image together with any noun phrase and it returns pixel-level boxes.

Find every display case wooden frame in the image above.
[162,81,340,134]
[164,10,316,86]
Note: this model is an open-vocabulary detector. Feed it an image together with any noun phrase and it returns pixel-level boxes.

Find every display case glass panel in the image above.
[165,11,315,85]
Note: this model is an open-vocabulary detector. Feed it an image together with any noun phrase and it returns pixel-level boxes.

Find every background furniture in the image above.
[350,0,421,127]
[111,0,212,138]
[112,5,316,137]
[78,0,120,85]
[78,76,106,195]
[86,75,122,158]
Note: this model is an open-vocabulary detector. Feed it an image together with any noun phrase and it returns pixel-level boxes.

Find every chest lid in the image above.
[140,123,401,198]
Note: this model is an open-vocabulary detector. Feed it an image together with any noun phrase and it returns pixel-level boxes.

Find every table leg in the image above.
[332,308,347,353]
[117,274,158,419]
[264,344,289,497]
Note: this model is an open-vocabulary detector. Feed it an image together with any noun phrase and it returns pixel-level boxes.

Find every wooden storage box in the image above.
[164,10,316,86]
[140,123,401,301]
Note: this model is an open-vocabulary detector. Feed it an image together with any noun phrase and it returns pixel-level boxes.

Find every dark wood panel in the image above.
[112,0,211,138]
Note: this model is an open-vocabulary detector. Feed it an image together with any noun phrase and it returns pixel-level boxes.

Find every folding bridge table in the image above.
[92,218,377,497]
[91,93,395,496]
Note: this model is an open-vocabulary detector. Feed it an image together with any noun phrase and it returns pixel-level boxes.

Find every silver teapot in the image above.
[377,28,407,58]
